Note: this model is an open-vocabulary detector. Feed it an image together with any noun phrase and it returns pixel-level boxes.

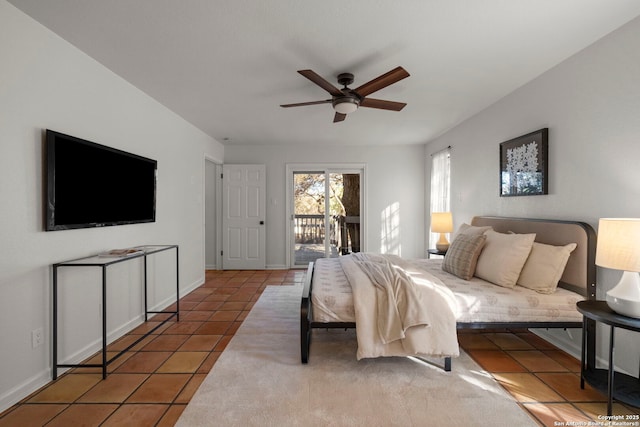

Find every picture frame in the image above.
[499,128,548,197]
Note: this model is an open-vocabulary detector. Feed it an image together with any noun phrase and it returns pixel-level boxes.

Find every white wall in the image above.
[225,144,426,268]
[426,16,640,375]
[0,1,224,411]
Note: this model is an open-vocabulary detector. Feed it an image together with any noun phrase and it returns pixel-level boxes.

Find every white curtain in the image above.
[429,147,451,248]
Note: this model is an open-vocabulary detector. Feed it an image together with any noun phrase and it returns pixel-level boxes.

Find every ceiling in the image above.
[8,0,640,147]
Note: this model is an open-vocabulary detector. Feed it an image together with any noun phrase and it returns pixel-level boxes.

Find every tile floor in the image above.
[459,330,639,425]
[0,269,638,426]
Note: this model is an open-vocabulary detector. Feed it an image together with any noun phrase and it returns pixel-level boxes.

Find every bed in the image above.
[300,216,597,371]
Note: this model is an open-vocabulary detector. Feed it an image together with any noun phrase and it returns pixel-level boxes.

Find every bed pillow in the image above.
[442,233,487,280]
[517,242,577,294]
[474,230,536,288]
[456,223,492,236]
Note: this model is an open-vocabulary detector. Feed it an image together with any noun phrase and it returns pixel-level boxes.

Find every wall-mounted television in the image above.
[45,130,157,231]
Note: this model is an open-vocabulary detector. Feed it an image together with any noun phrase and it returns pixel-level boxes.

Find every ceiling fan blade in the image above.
[333,112,347,123]
[353,66,410,97]
[280,99,332,108]
[360,98,407,111]
[298,70,344,97]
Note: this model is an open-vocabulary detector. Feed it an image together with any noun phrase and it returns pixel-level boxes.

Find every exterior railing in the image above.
[294,214,329,244]
[294,214,360,254]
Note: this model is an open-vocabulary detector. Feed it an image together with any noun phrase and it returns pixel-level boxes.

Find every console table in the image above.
[52,245,179,380]
[576,300,640,415]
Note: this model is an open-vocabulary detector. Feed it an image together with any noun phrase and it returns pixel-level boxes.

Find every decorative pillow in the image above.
[456,223,492,237]
[474,230,536,288]
[442,233,487,280]
[517,242,577,294]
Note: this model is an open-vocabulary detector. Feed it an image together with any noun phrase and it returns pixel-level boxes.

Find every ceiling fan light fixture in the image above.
[284,67,409,122]
[333,97,359,114]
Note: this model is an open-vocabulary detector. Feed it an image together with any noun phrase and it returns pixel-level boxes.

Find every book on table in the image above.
[99,248,142,257]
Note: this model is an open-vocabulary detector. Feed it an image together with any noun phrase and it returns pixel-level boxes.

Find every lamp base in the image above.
[435,243,450,252]
[435,234,450,252]
[605,271,640,318]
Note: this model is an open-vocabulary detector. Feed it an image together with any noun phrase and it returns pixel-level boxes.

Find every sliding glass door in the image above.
[290,167,363,266]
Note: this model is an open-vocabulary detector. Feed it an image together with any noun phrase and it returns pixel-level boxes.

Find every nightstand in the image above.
[576,300,640,415]
[427,249,447,259]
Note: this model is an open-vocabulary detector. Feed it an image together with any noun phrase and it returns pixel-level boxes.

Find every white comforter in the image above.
[340,253,460,360]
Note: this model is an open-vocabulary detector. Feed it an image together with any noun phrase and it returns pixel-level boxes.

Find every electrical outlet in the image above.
[32,328,43,348]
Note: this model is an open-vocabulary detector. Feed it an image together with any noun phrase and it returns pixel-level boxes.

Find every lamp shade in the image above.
[596,218,640,318]
[595,218,640,272]
[431,212,453,233]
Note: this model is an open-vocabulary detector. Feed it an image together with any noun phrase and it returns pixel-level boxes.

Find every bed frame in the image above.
[300,216,597,371]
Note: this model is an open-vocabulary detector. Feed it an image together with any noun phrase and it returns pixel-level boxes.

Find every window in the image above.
[429,147,451,249]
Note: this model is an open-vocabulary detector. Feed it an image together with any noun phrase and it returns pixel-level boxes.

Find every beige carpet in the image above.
[177,285,537,427]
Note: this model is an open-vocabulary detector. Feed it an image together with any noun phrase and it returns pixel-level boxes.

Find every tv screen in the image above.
[45,130,157,231]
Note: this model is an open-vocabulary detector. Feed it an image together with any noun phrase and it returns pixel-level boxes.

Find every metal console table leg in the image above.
[52,245,179,380]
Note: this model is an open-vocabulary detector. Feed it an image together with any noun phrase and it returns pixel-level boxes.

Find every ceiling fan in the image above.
[280,66,410,123]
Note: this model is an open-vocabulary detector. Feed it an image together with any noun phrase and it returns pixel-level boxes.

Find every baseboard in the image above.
[57,277,204,367]
[57,315,145,371]
[0,276,205,415]
[204,265,291,270]
[530,327,633,376]
[0,313,145,413]
[0,369,50,414]
[530,328,582,360]
[179,276,204,297]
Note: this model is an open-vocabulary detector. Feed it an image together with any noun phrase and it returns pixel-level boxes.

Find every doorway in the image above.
[288,166,364,267]
[204,157,222,270]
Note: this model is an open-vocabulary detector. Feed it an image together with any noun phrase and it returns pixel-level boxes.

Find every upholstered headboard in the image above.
[471,216,597,298]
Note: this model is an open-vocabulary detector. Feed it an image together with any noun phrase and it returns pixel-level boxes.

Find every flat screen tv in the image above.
[45,130,157,231]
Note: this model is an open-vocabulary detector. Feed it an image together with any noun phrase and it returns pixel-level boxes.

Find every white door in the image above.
[222,164,266,269]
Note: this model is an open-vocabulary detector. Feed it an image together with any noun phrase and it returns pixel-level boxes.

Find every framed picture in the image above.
[499,128,548,197]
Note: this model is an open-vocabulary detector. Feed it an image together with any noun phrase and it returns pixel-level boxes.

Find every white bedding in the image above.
[311,257,584,325]
[340,253,459,359]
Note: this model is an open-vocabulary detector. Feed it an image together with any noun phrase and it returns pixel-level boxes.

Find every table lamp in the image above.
[431,212,453,252]
[595,218,640,318]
